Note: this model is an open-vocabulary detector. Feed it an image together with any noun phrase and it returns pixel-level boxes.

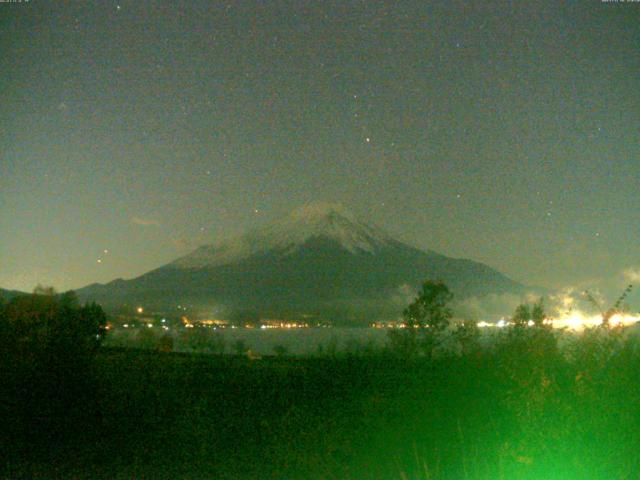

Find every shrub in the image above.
[0,288,107,443]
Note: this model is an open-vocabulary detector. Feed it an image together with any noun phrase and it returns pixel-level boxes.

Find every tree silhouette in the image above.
[453,318,481,355]
[531,298,546,327]
[512,298,547,329]
[392,280,454,358]
[402,280,453,331]
[0,287,108,443]
[512,304,531,327]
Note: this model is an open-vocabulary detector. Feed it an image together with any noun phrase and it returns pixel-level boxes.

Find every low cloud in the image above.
[454,293,525,321]
[131,217,161,227]
[547,287,603,315]
[454,289,607,321]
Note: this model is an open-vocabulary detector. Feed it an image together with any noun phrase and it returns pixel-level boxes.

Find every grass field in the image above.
[2,327,640,479]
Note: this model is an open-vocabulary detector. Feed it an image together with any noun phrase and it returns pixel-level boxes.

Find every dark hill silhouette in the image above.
[0,288,27,301]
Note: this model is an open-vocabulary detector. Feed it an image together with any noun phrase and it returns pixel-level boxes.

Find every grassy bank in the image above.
[2,328,640,479]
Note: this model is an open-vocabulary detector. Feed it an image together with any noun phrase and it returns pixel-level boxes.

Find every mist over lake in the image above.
[104,327,389,355]
[103,323,640,356]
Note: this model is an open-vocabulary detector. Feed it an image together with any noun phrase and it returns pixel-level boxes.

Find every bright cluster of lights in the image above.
[548,312,640,330]
[476,312,640,331]
[260,322,309,329]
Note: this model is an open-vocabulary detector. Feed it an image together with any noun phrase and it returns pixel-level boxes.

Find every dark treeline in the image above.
[0,287,106,455]
[1,284,639,479]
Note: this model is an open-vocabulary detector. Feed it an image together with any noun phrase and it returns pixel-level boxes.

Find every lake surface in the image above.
[103,324,640,356]
[105,327,391,355]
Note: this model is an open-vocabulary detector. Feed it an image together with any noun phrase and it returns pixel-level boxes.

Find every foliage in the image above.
[389,280,454,358]
[158,333,174,352]
[234,338,247,355]
[3,322,640,479]
[402,280,453,331]
[2,283,639,479]
[13,328,640,478]
[210,331,226,355]
[178,327,226,354]
[0,288,106,362]
[452,318,481,356]
[136,325,159,349]
[512,303,531,327]
[315,336,338,358]
[273,344,288,357]
[512,297,547,328]
[0,287,107,447]
[387,327,419,358]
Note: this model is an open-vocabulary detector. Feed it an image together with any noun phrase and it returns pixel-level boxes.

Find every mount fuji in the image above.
[77,203,524,324]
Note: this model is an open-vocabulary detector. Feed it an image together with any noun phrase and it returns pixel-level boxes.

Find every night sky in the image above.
[1,1,638,296]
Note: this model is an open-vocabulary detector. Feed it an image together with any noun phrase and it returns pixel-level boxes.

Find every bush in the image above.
[0,289,106,364]
[0,288,107,444]
[273,344,288,357]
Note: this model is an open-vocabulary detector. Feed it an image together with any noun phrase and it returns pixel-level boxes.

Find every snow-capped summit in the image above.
[77,202,524,324]
[171,202,393,269]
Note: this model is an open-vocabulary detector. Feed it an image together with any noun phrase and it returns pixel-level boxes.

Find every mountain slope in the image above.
[0,288,28,301]
[78,203,524,323]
